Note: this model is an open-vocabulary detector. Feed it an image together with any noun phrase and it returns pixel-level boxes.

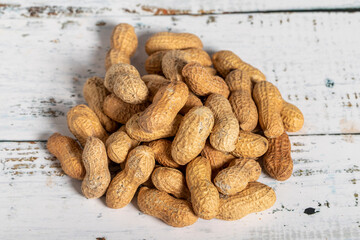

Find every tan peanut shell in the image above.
[126,112,183,142]
[205,94,239,152]
[225,69,252,92]
[151,167,190,199]
[212,50,266,82]
[110,23,138,57]
[253,81,285,138]
[201,141,235,175]
[229,90,258,131]
[148,139,180,168]
[106,146,155,209]
[145,48,211,75]
[226,69,258,131]
[67,104,108,146]
[145,50,168,74]
[217,182,276,220]
[104,63,148,104]
[145,32,203,55]
[281,101,304,132]
[232,131,268,158]
[106,130,139,164]
[47,133,85,180]
[142,74,202,115]
[105,48,131,70]
[186,156,220,219]
[103,94,149,124]
[182,62,230,98]
[138,81,189,133]
[172,106,215,165]
[263,132,293,181]
[214,158,261,195]
[161,50,190,81]
[81,137,111,199]
[83,76,118,132]
[137,187,198,227]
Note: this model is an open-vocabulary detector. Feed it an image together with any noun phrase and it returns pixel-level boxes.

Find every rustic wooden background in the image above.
[1,1,359,239]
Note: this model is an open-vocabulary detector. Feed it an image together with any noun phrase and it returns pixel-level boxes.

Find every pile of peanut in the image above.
[47,23,304,227]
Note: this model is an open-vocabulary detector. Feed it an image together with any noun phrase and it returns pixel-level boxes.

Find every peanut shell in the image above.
[148,139,180,168]
[47,133,85,180]
[263,132,293,181]
[232,131,268,158]
[81,137,111,199]
[217,182,276,220]
[137,187,198,227]
[281,101,304,132]
[186,156,220,219]
[172,106,214,165]
[67,104,108,147]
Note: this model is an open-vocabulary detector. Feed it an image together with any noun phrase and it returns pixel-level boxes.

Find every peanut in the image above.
[145,48,212,75]
[67,104,108,146]
[253,81,284,138]
[106,129,139,164]
[126,112,183,142]
[161,50,190,81]
[105,48,131,70]
[201,141,235,177]
[106,146,155,209]
[217,182,276,220]
[182,62,230,98]
[104,63,148,104]
[151,167,190,199]
[137,187,198,227]
[83,76,118,132]
[142,74,202,115]
[145,32,203,55]
[138,81,189,133]
[81,137,111,199]
[226,69,258,131]
[47,133,85,180]
[263,132,293,181]
[214,158,261,195]
[212,50,266,82]
[106,23,137,69]
[186,156,220,219]
[281,101,304,132]
[205,93,239,152]
[103,94,149,124]
[232,131,268,158]
[171,106,214,165]
[148,139,180,168]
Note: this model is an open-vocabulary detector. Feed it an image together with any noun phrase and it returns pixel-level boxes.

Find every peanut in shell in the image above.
[171,106,214,165]
[137,187,198,227]
[217,182,276,220]
[67,104,108,147]
[81,137,111,199]
[47,133,85,180]
[186,156,220,219]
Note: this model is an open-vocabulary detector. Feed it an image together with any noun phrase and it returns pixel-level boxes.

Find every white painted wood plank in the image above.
[0,135,359,239]
[1,0,360,18]
[1,13,359,140]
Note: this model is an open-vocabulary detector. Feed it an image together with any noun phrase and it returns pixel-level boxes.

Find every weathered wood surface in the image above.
[0,13,360,140]
[0,135,359,239]
[1,0,360,18]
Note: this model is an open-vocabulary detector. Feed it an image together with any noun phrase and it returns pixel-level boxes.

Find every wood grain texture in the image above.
[0,135,359,239]
[0,13,359,140]
[1,0,360,18]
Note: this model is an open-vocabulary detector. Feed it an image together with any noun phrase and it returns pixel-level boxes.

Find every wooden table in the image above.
[1,1,359,239]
